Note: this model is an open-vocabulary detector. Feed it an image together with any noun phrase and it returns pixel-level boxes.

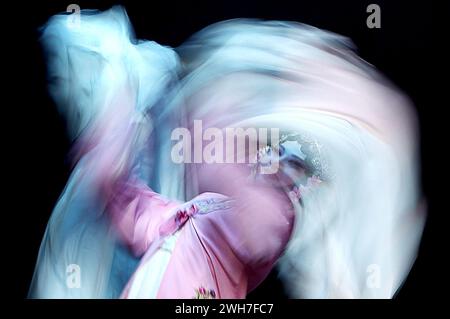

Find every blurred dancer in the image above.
[29,7,425,298]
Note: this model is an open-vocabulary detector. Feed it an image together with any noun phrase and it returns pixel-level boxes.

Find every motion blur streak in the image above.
[29,6,425,298]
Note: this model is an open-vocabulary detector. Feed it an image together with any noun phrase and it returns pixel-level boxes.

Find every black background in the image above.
[8,0,436,300]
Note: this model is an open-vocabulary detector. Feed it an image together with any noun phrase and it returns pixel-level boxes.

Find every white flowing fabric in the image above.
[175,20,426,298]
[29,7,183,298]
[29,6,425,298]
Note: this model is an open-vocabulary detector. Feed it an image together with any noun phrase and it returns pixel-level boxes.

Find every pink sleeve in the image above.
[72,88,181,257]
[107,178,181,257]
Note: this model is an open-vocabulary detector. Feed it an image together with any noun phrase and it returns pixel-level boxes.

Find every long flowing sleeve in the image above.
[29,7,180,298]
[175,19,425,298]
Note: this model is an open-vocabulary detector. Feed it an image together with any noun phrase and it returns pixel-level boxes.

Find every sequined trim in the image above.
[193,198,235,214]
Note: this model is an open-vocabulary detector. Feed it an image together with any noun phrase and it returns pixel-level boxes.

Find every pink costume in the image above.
[110,180,294,298]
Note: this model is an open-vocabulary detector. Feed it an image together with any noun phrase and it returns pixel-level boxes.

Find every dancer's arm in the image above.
[75,87,179,256]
